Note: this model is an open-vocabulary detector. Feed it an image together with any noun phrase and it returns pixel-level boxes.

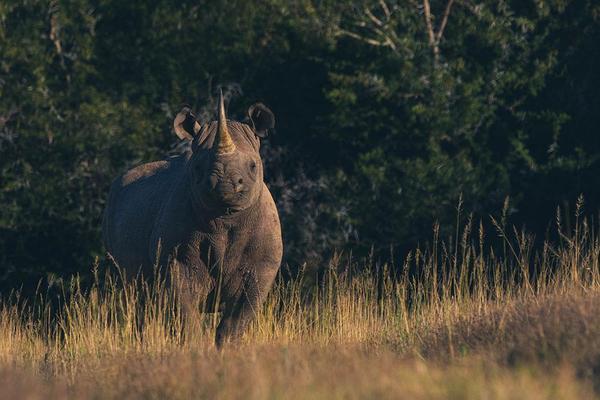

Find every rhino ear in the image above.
[173,106,201,141]
[247,103,275,138]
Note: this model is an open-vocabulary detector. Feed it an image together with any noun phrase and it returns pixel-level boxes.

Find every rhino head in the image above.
[173,91,275,215]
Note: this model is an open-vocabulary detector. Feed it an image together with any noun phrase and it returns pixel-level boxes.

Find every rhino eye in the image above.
[249,161,257,173]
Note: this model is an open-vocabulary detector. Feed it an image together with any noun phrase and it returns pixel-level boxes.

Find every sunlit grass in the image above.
[1,201,599,398]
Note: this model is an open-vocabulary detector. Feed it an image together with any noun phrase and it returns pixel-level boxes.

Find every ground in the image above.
[1,222,599,399]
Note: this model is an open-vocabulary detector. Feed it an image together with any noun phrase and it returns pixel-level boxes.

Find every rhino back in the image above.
[103,156,187,274]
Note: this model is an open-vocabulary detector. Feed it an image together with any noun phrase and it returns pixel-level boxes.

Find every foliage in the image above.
[1,0,600,286]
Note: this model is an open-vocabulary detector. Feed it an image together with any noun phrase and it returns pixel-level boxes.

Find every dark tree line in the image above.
[1,0,599,290]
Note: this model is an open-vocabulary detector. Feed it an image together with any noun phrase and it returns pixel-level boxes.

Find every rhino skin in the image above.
[102,92,282,346]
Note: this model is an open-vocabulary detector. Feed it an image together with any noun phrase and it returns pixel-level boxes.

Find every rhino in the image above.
[102,91,282,346]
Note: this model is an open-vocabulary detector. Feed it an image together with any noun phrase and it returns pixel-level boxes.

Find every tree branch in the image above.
[336,28,389,48]
[435,0,455,43]
[422,0,439,65]
[422,0,437,48]
[379,0,391,20]
[364,7,383,27]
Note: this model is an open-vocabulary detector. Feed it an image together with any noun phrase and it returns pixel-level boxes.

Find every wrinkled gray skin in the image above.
[102,96,282,347]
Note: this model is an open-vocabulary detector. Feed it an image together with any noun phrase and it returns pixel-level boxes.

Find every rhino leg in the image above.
[215,266,277,347]
[172,262,211,316]
[171,241,215,316]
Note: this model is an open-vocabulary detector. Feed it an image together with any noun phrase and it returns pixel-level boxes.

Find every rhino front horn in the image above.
[215,89,236,155]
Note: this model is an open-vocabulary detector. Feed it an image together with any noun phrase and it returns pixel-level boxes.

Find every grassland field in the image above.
[1,205,599,399]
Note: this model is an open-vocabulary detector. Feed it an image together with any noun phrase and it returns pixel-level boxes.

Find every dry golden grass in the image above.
[1,204,600,399]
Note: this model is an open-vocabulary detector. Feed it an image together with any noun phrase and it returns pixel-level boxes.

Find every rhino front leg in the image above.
[215,266,277,347]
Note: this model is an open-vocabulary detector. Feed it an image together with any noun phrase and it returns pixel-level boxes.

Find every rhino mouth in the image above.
[200,189,249,214]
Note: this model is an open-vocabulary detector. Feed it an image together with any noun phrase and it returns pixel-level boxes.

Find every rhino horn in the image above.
[215,89,236,155]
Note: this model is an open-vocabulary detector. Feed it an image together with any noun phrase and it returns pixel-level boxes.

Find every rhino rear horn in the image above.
[173,106,201,140]
[247,103,275,138]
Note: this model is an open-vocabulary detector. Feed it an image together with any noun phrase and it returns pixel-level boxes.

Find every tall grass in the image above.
[1,202,599,398]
